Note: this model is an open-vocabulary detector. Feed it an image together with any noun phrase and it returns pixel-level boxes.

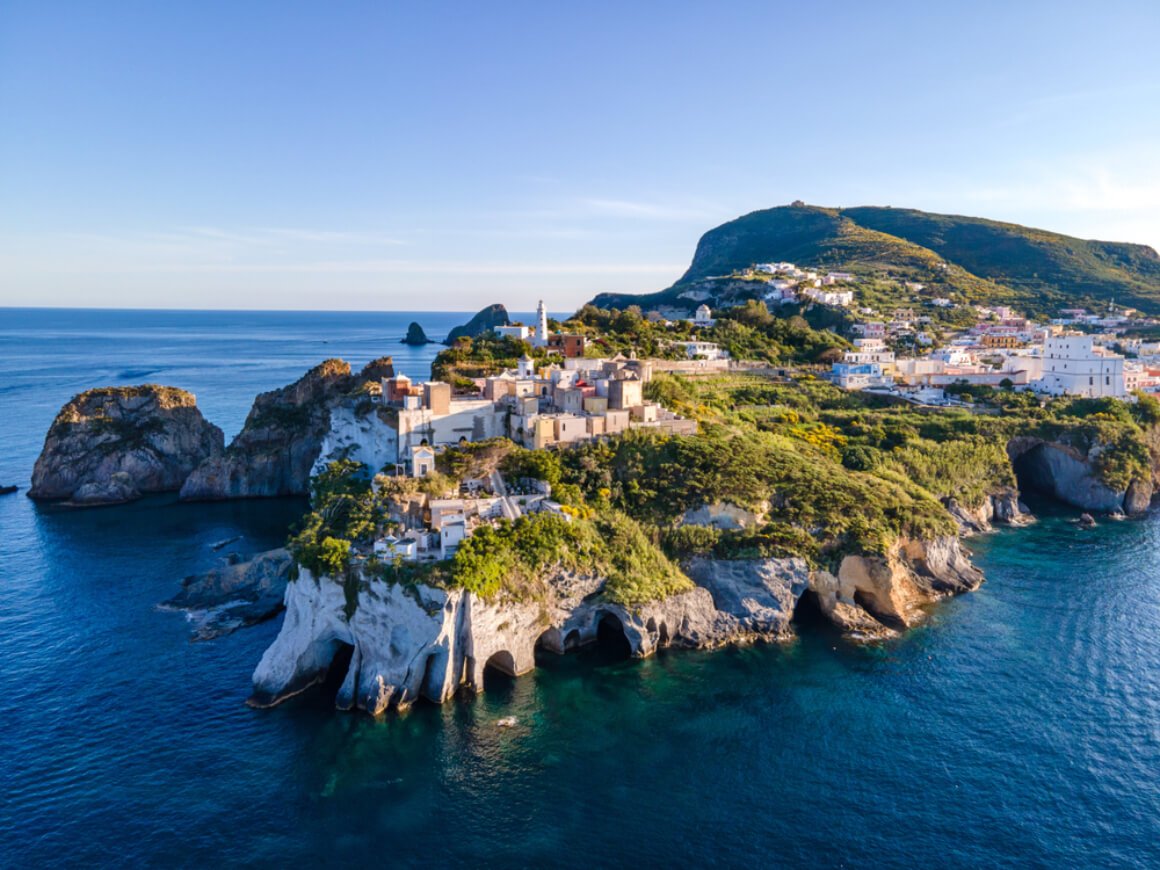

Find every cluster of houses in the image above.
[379,347,696,477]
[830,301,1160,402]
[753,263,856,308]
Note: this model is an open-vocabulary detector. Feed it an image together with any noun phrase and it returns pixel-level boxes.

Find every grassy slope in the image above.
[589,204,1160,315]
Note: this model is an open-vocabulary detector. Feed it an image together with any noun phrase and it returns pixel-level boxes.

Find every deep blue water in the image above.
[1,308,1158,868]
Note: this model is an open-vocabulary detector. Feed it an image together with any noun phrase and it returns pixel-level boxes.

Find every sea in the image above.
[0,307,1157,868]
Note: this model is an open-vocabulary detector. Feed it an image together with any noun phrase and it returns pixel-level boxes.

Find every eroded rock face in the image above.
[807,536,983,638]
[180,358,393,500]
[250,562,792,715]
[945,487,1032,534]
[250,544,977,715]
[29,385,224,505]
[684,556,809,639]
[1008,436,1152,515]
[161,548,293,640]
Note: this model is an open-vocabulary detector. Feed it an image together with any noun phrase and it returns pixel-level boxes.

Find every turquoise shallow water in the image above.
[1,308,1158,867]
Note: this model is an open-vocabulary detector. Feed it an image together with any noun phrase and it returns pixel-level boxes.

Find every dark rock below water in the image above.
[403,321,432,345]
[445,303,510,345]
[161,548,293,640]
[29,385,224,506]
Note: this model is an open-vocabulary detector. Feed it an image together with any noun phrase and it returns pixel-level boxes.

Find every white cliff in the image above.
[250,559,809,715]
[311,405,398,477]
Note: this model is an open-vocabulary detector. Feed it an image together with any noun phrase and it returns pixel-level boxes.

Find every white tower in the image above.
[534,299,549,348]
[518,354,535,379]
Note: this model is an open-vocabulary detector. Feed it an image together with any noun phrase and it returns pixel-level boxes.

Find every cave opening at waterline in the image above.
[593,612,632,662]
[792,589,825,626]
[317,640,355,703]
[482,650,518,694]
[1011,444,1058,499]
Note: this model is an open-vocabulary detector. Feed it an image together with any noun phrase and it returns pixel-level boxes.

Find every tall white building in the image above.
[533,299,549,348]
[1034,334,1126,398]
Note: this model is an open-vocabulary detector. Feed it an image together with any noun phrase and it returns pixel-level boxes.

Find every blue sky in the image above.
[2,0,1159,311]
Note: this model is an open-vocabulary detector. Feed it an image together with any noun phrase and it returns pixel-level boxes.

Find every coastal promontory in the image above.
[29,385,224,505]
[179,357,396,500]
[444,304,510,345]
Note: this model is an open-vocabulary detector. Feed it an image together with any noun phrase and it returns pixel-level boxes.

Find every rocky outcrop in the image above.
[808,536,983,639]
[680,501,766,530]
[29,385,224,505]
[250,540,983,713]
[945,487,1032,534]
[1008,436,1153,515]
[684,556,809,640]
[161,548,293,640]
[180,358,394,500]
[403,322,432,345]
[445,304,510,346]
[250,559,810,715]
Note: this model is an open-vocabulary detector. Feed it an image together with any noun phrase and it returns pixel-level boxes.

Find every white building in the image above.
[532,299,549,348]
[801,287,854,307]
[676,341,729,361]
[1034,334,1126,398]
[495,324,532,341]
[693,304,715,327]
[844,338,895,365]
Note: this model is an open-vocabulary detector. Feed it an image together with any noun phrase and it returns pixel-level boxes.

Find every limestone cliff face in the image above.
[250,558,813,715]
[808,536,983,639]
[29,385,223,505]
[250,541,983,714]
[310,404,399,479]
[944,487,1031,534]
[1008,436,1153,515]
[180,358,394,500]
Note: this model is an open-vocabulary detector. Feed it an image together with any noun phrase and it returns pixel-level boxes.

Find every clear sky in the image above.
[2,0,1159,311]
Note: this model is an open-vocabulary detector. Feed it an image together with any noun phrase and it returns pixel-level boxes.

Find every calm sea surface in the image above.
[0,308,1157,868]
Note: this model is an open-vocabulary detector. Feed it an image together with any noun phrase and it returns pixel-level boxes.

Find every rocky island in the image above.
[29,385,223,505]
[403,322,432,345]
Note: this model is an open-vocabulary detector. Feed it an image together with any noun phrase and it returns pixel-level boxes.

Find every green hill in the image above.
[588,203,1160,316]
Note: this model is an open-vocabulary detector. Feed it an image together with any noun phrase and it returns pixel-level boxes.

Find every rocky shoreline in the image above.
[249,532,987,715]
[26,359,1160,718]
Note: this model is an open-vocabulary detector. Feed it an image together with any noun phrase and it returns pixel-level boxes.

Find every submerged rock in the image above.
[161,548,293,640]
[29,385,224,505]
[180,357,393,500]
[445,304,510,346]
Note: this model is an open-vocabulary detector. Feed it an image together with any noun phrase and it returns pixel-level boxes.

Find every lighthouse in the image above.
[533,299,549,348]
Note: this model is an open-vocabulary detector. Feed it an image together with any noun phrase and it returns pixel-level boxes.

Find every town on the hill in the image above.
[355,269,1160,567]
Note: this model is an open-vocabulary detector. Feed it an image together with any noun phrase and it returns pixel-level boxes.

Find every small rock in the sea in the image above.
[211,535,243,551]
[1077,513,1097,528]
[0,485,18,496]
[496,716,518,728]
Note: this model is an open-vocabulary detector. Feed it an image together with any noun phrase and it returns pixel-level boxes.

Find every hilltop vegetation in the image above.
[590,203,1160,316]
